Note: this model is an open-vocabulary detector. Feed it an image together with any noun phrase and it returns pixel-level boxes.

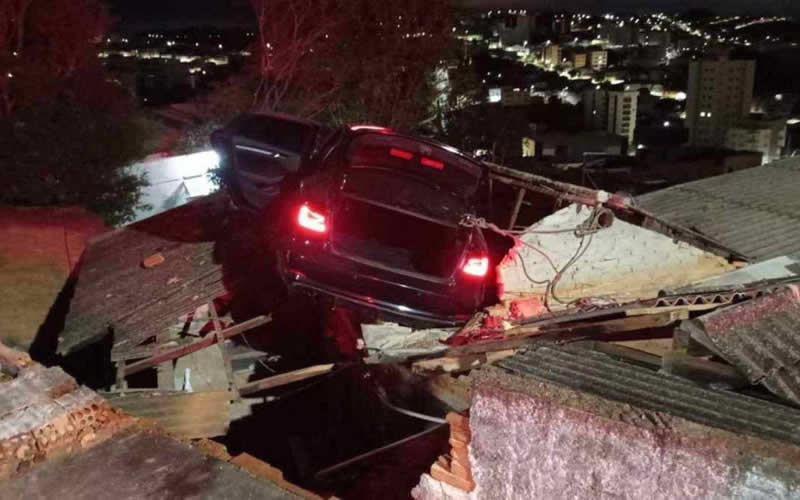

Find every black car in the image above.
[213,114,493,326]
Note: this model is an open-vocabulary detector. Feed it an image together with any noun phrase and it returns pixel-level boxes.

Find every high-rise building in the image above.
[573,53,588,69]
[607,90,638,153]
[583,88,609,130]
[583,88,638,154]
[686,55,756,147]
[725,118,786,164]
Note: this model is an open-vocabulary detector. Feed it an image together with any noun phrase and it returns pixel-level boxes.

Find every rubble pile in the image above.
[6,160,800,498]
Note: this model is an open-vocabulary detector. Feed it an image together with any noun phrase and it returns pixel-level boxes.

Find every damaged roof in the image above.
[492,342,800,445]
[637,157,800,262]
[60,196,229,357]
[684,284,800,406]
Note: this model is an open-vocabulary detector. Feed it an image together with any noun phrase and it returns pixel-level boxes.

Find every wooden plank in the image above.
[210,302,237,396]
[661,353,750,389]
[156,331,174,390]
[583,341,662,368]
[436,311,684,359]
[412,349,517,375]
[231,454,323,499]
[103,390,231,439]
[238,364,334,396]
[508,187,526,230]
[122,316,271,377]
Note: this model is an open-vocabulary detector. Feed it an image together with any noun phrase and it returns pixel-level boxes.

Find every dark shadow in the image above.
[220,364,446,498]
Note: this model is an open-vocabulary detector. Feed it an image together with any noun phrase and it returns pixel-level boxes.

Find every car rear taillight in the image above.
[389,148,414,160]
[420,157,444,170]
[297,204,327,233]
[462,256,489,278]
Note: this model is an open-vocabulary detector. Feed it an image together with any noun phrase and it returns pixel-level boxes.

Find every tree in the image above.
[0,0,151,225]
[322,0,454,130]
[243,0,454,131]
[250,0,338,115]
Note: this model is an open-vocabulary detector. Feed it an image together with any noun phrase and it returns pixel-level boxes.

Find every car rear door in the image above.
[227,113,322,210]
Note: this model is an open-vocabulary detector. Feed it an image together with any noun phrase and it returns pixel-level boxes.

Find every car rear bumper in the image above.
[280,245,480,327]
[287,273,472,327]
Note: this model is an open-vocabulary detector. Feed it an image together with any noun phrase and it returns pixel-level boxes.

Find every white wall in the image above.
[126,150,219,224]
[498,204,735,305]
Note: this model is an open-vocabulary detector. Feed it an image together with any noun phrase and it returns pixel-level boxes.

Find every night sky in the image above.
[107,0,799,32]
[107,0,253,31]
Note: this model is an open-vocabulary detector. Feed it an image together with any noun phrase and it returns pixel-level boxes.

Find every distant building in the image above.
[500,87,532,107]
[530,131,625,163]
[603,25,635,47]
[639,30,671,47]
[543,44,562,67]
[607,90,638,153]
[585,88,638,154]
[573,53,588,69]
[725,118,786,164]
[589,50,608,71]
[686,55,756,147]
[498,14,532,46]
[583,88,609,130]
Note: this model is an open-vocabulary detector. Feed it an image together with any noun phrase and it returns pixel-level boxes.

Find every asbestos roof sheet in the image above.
[686,285,800,406]
[637,157,800,262]
[4,427,302,499]
[494,342,800,446]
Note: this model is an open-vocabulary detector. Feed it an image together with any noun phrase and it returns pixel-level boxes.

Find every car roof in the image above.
[345,126,483,169]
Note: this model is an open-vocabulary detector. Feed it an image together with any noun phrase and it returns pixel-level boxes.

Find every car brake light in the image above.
[390,148,414,160]
[298,204,327,233]
[421,157,444,170]
[462,256,489,277]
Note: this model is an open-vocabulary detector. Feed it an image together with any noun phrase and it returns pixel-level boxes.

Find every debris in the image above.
[231,453,324,499]
[238,363,336,396]
[104,390,231,439]
[361,322,454,361]
[470,343,800,498]
[119,315,270,377]
[685,284,800,405]
[660,352,749,389]
[412,349,517,375]
[142,252,165,268]
[426,412,474,492]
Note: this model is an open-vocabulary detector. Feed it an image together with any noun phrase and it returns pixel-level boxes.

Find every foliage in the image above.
[0,73,151,226]
[173,73,256,154]
[0,0,151,225]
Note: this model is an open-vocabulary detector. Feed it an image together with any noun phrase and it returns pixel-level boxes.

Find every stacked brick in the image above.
[429,412,474,492]
[0,355,131,478]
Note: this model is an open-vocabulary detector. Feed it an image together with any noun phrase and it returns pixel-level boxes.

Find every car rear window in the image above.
[346,133,483,198]
[236,115,315,154]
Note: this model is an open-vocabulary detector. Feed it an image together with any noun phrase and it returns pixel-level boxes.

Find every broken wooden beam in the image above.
[122,315,271,377]
[412,350,517,375]
[661,353,750,389]
[238,363,335,396]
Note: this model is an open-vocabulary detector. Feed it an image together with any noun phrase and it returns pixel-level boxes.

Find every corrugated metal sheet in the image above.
[638,157,800,262]
[494,342,800,445]
[686,284,800,406]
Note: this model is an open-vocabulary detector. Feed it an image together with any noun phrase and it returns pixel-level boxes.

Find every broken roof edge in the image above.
[484,161,749,263]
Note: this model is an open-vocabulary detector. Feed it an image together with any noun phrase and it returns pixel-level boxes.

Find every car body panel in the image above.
[213,114,491,326]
